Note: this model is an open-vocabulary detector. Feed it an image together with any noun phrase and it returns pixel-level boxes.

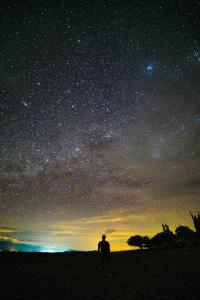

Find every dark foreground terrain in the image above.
[0,248,200,300]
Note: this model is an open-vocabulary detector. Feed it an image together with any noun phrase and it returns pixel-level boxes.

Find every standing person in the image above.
[98,235,111,277]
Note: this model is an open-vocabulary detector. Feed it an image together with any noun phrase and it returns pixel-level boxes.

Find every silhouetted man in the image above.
[98,235,111,277]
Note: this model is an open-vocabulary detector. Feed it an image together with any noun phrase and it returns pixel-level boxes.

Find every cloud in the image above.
[104,229,116,234]
[0,236,69,252]
[0,228,66,248]
[0,238,43,252]
[0,227,17,233]
[53,233,73,237]
[0,236,20,243]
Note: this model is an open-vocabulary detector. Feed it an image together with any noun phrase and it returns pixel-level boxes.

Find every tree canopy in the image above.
[127,235,149,249]
[127,212,200,250]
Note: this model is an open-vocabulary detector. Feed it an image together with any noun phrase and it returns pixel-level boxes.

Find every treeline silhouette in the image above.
[127,211,200,249]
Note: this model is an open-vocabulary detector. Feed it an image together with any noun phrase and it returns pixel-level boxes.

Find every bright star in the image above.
[147,63,154,72]
[22,101,29,107]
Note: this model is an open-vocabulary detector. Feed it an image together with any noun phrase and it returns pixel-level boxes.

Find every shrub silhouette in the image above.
[175,226,195,247]
[175,225,194,238]
[150,232,166,248]
[127,235,149,249]
[150,224,175,248]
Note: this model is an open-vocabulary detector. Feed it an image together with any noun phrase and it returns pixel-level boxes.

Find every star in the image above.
[105,131,113,139]
[22,101,29,107]
[0,0,199,253]
[146,63,154,73]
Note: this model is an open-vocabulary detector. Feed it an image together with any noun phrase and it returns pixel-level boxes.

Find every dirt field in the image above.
[0,248,200,300]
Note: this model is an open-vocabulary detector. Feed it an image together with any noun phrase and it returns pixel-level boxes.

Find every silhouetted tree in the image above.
[127,216,200,251]
[127,235,142,249]
[142,236,150,248]
[175,225,195,247]
[127,235,149,249]
[150,225,175,248]
[175,225,194,239]
[150,232,166,248]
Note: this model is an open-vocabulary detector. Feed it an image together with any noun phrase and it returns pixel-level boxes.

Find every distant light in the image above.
[8,248,17,252]
[41,247,68,253]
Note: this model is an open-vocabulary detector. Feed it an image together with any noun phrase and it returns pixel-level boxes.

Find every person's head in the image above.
[102,234,106,241]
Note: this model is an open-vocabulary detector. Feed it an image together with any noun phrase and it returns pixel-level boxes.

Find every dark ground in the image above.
[0,248,200,300]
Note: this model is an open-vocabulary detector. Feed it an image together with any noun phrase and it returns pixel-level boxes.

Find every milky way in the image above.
[0,1,200,251]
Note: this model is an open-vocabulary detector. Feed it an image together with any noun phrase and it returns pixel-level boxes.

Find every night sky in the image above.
[0,1,200,252]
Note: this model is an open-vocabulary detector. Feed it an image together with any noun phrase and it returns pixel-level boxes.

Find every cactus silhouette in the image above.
[162,224,170,233]
[190,211,200,233]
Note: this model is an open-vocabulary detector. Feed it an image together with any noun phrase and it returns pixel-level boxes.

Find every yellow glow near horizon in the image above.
[1,194,198,251]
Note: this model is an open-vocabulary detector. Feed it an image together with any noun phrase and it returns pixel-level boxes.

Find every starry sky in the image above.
[0,1,200,252]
